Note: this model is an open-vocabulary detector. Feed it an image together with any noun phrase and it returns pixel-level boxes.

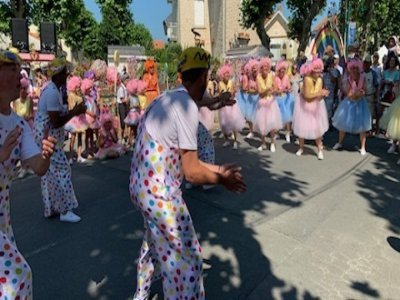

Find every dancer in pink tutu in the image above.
[198,71,216,131]
[217,63,245,149]
[124,79,142,148]
[274,60,295,142]
[254,57,283,152]
[81,77,98,157]
[244,59,260,138]
[96,109,126,159]
[293,58,330,160]
[64,76,89,164]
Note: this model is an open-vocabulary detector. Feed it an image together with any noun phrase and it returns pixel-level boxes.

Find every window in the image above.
[194,0,204,27]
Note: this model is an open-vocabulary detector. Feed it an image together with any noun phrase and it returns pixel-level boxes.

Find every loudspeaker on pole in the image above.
[11,18,29,53]
[40,22,57,54]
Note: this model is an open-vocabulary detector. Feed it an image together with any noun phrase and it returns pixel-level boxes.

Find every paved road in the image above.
[11,130,400,300]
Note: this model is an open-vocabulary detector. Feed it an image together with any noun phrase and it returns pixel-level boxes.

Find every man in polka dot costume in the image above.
[0,50,56,299]
[130,47,247,299]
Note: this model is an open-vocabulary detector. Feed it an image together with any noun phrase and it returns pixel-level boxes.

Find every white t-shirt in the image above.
[0,111,40,161]
[38,82,64,114]
[145,87,199,150]
[117,84,127,104]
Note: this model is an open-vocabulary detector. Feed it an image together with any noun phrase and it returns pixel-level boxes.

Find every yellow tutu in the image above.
[381,96,400,139]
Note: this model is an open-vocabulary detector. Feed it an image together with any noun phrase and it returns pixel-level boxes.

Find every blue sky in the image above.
[84,0,340,41]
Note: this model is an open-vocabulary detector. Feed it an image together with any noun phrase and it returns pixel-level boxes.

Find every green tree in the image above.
[129,23,153,53]
[239,0,280,50]
[30,0,100,59]
[150,42,182,85]
[0,0,30,35]
[287,0,326,55]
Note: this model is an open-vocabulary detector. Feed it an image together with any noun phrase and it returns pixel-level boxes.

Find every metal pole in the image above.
[344,0,349,59]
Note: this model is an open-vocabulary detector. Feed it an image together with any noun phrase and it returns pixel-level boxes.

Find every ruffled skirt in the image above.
[65,114,89,133]
[381,96,400,139]
[199,107,215,131]
[332,98,371,134]
[276,93,295,124]
[218,103,245,134]
[124,109,141,126]
[254,97,283,135]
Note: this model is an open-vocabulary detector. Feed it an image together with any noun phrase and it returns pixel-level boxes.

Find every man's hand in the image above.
[219,163,247,194]
[71,102,87,116]
[41,129,56,160]
[0,127,21,163]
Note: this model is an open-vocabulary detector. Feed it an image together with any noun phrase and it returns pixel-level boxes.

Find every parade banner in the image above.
[310,24,344,58]
[347,22,357,46]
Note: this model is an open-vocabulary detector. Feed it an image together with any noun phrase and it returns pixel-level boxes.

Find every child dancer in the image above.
[137,80,148,113]
[198,71,216,131]
[332,59,371,155]
[254,57,283,152]
[96,110,126,160]
[65,76,89,164]
[293,59,330,159]
[217,64,245,149]
[81,78,98,158]
[124,79,142,148]
[244,59,260,138]
[275,60,295,142]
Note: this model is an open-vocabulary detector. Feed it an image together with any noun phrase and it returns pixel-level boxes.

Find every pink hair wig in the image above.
[90,59,107,80]
[106,67,119,84]
[67,76,82,92]
[20,77,30,90]
[311,58,324,73]
[347,58,364,73]
[80,78,94,94]
[126,79,138,95]
[217,64,234,80]
[136,80,147,94]
[276,60,288,72]
[259,57,272,70]
[245,59,259,74]
[300,62,311,76]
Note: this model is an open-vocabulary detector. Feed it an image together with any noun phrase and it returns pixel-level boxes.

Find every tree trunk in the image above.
[256,17,270,51]
[11,0,27,18]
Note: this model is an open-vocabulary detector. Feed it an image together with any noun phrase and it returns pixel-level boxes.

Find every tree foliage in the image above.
[287,0,326,55]
[239,0,280,50]
[129,23,153,53]
[149,42,182,84]
[0,0,30,35]
[339,0,400,52]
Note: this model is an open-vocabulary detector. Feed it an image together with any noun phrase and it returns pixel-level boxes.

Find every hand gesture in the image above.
[0,127,21,163]
[219,163,247,194]
[41,129,56,160]
[71,101,87,116]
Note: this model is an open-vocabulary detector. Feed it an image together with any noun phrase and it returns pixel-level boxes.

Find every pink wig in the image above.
[67,76,82,92]
[310,58,324,73]
[90,59,107,80]
[136,80,147,94]
[106,67,119,84]
[20,77,30,90]
[217,64,233,80]
[347,58,363,73]
[80,78,94,94]
[245,59,259,74]
[300,62,311,76]
[276,60,288,72]
[259,57,272,69]
[126,79,138,95]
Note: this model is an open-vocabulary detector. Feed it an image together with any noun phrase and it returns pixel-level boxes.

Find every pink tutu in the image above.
[292,96,329,139]
[218,103,245,134]
[254,97,283,135]
[65,114,89,133]
[199,107,215,131]
[95,143,126,159]
[124,109,141,126]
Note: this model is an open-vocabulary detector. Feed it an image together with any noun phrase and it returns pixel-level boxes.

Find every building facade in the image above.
[164,0,298,60]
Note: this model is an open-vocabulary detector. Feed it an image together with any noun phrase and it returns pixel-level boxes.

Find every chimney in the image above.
[278,4,282,12]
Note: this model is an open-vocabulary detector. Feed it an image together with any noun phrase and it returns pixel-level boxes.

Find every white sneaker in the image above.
[68,158,73,166]
[222,141,230,148]
[18,169,27,179]
[317,150,324,160]
[77,157,87,163]
[258,144,267,151]
[246,132,254,139]
[296,149,303,156]
[285,133,290,143]
[233,142,238,150]
[60,211,81,223]
[203,185,214,190]
[270,143,276,152]
[387,144,396,154]
[185,182,193,190]
[360,148,367,156]
[332,143,343,150]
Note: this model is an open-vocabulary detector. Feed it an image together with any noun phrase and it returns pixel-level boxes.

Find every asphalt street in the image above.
[10,129,400,300]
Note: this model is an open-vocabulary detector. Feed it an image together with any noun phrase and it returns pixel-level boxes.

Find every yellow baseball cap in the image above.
[179,47,211,73]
